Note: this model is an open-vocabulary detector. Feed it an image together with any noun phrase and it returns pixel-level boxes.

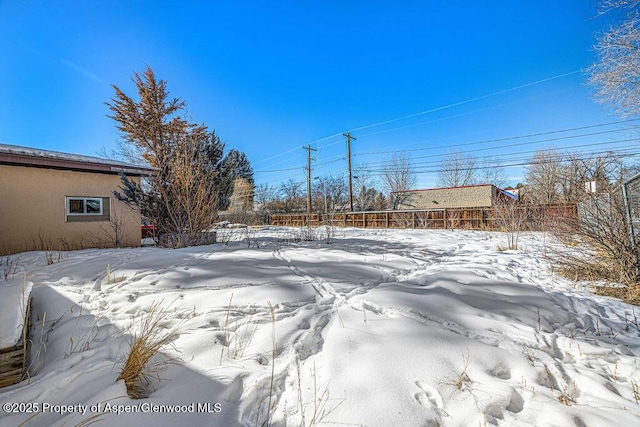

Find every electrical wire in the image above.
[355,118,640,158]
[344,71,582,134]
[252,70,582,168]
[255,119,639,173]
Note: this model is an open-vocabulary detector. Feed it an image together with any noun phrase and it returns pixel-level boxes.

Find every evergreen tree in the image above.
[217,149,254,211]
[224,149,254,184]
[107,66,232,247]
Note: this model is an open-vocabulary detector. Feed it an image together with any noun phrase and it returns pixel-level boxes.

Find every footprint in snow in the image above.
[413,380,444,409]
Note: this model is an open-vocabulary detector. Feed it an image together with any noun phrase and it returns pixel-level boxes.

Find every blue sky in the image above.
[0,1,632,189]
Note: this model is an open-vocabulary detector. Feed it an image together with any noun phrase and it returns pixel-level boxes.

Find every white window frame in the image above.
[66,197,103,216]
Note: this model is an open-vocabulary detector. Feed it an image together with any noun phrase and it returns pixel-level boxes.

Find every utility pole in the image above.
[344,132,357,212]
[303,145,317,213]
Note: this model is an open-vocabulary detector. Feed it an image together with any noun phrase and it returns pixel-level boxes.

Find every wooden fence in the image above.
[269,205,577,231]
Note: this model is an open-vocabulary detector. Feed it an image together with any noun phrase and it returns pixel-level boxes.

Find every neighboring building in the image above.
[0,144,155,256]
[392,184,518,210]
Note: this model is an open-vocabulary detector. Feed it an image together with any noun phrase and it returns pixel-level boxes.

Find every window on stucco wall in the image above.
[65,197,110,222]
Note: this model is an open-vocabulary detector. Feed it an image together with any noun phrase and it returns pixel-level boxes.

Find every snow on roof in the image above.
[0,143,155,174]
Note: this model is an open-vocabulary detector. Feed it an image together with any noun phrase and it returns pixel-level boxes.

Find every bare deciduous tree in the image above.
[325,176,348,212]
[437,151,478,188]
[313,175,348,212]
[155,128,226,247]
[493,200,526,250]
[354,187,379,211]
[312,178,328,213]
[254,183,277,211]
[525,149,640,299]
[524,149,565,204]
[525,149,627,205]
[550,191,640,299]
[279,178,305,213]
[480,158,509,189]
[348,167,389,211]
[558,0,640,300]
[352,167,383,211]
[598,0,640,12]
[382,152,418,209]
[589,0,640,116]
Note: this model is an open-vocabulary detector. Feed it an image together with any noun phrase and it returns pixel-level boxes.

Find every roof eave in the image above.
[0,153,155,176]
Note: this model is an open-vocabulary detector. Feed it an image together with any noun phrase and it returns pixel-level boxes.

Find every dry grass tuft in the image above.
[439,352,474,391]
[594,285,640,306]
[295,357,341,426]
[555,251,640,306]
[116,301,182,399]
[558,381,578,406]
[266,301,277,427]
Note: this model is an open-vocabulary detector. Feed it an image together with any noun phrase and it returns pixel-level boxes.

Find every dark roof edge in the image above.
[0,144,156,176]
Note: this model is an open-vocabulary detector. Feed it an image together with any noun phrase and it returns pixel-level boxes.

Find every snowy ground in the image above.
[1,227,639,427]
[0,277,31,349]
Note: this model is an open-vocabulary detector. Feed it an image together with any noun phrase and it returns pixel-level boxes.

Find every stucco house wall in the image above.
[0,145,153,256]
[394,184,497,210]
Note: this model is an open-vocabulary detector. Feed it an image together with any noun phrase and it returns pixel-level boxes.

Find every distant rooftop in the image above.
[391,183,495,194]
[0,143,155,176]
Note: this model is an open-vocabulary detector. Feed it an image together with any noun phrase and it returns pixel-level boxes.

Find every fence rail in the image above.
[269,205,577,231]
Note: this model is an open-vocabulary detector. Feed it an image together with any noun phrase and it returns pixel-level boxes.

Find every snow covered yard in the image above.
[1,227,639,427]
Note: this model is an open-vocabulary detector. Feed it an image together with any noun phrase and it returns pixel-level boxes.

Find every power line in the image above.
[251,70,581,169]
[360,139,639,173]
[256,121,638,174]
[355,118,640,158]
[252,146,640,201]
[353,85,579,141]
[255,156,344,173]
[361,146,640,176]
[345,70,581,134]
[250,148,640,204]
[357,130,640,170]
